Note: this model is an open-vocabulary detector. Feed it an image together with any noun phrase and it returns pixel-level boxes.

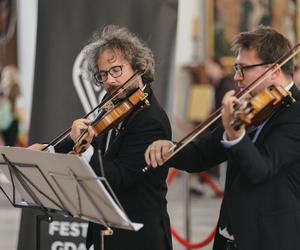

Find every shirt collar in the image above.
[285,81,294,91]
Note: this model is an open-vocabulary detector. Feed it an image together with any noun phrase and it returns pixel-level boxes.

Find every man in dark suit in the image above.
[48,25,172,250]
[145,26,300,250]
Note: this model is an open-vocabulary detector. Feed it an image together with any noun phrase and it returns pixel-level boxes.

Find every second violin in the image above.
[231,85,295,131]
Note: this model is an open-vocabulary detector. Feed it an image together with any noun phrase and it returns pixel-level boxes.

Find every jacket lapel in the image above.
[104,84,153,157]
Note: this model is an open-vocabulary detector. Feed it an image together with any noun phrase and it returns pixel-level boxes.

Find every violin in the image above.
[73,87,149,154]
[143,43,300,172]
[231,85,295,131]
[42,71,149,153]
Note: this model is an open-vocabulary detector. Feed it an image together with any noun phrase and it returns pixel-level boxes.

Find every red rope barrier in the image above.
[167,168,222,248]
[199,172,224,197]
[171,225,217,249]
[170,114,224,197]
[165,115,225,248]
[167,168,224,197]
[167,168,177,186]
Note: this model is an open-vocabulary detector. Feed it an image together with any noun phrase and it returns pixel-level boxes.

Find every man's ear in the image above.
[269,63,282,80]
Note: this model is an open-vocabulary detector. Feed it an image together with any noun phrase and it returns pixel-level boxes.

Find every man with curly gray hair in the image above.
[60,25,172,250]
[82,25,155,87]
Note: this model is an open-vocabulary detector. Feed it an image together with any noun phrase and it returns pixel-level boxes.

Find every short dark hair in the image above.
[231,25,294,77]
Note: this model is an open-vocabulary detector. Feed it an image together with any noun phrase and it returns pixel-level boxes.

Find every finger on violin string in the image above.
[233,98,249,111]
[80,119,93,129]
[72,119,91,131]
[70,119,90,141]
[88,125,97,137]
[233,102,241,111]
[242,103,254,116]
[75,124,88,134]
[233,101,252,121]
[222,91,240,109]
[79,128,86,134]
[79,126,95,140]
[78,118,92,126]
[226,98,241,116]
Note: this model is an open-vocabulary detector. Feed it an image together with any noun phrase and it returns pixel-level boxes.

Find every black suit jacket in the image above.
[168,85,300,250]
[56,85,172,250]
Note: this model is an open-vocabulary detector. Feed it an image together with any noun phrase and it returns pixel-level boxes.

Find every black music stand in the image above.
[0,146,143,250]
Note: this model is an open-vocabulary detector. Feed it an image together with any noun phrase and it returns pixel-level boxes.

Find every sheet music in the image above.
[0,146,143,231]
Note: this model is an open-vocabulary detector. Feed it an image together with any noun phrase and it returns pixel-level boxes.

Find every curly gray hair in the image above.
[81,25,155,85]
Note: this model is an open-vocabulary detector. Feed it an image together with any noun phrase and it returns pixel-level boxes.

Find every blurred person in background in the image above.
[0,82,12,145]
[0,64,28,146]
[205,57,239,111]
[0,0,10,37]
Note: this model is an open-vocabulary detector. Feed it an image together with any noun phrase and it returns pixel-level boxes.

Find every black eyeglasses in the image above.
[94,64,127,85]
[233,62,272,78]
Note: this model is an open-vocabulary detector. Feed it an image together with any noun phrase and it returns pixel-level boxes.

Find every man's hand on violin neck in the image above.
[145,140,173,167]
[221,90,245,140]
[70,118,95,143]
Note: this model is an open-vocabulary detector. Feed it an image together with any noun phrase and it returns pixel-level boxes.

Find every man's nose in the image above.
[102,74,117,88]
[105,73,116,83]
[233,71,243,81]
